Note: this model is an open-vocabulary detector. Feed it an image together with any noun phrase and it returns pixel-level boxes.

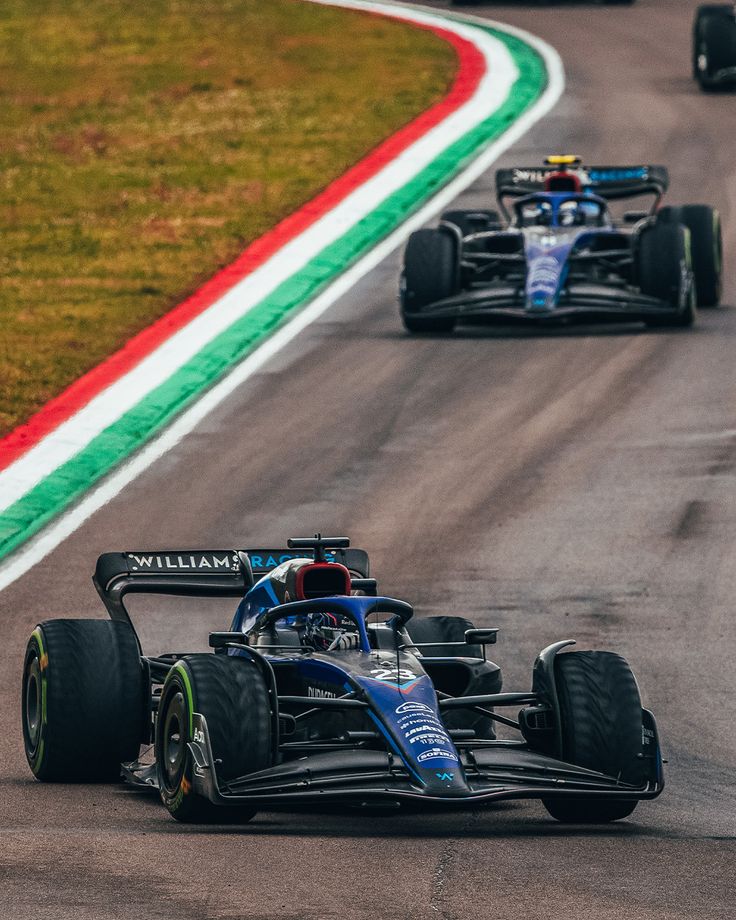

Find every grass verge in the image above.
[0,0,456,436]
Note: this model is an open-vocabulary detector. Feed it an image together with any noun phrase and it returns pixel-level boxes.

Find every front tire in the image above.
[543,651,644,823]
[637,222,696,328]
[658,205,722,306]
[22,619,146,782]
[401,228,458,334]
[156,654,272,823]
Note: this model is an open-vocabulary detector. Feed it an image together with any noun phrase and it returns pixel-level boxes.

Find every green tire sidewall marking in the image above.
[170,662,195,738]
[161,661,196,809]
[0,23,548,563]
[27,627,47,769]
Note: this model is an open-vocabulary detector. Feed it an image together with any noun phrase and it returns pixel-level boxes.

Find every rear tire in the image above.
[22,619,145,782]
[694,7,736,90]
[658,205,722,306]
[401,229,458,334]
[637,222,696,328]
[543,651,644,823]
[156,654,272,823]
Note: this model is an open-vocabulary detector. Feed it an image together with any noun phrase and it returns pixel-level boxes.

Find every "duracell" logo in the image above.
[127,553,238,572]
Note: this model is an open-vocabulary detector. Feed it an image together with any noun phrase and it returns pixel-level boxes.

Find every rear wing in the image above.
[246,547,369,578]
[93,547,370,625]
[495,164,669,208]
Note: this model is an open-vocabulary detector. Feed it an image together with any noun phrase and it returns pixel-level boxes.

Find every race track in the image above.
[1,1,735,918]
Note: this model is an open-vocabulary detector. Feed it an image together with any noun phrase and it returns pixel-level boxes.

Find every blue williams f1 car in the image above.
[400,156,722,332]
[22,536,663,824]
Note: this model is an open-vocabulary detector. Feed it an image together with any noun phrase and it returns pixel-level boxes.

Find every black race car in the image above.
[22,536,663,824]
[693,4,736,89]
[399,157,722,333]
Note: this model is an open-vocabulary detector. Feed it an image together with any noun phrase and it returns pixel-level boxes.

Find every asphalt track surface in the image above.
[2,2,735,918]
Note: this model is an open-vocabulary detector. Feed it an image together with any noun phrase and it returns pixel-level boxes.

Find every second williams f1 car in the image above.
[400,156,722,332]
[22,536,663,825]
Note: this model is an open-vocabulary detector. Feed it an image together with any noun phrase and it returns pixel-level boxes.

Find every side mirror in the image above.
[350,577,377,596]
[209,631,248,649]
[464,628,498,645]
[623,210,649,224]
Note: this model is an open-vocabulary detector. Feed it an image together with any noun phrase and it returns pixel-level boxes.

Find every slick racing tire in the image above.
[692,6,725,80]
[637,222,696,328]
[657,205,722,306]
[401,228,458,334]
[156,654,272,823]
[693,6,736,90]
[543,651,644,824]
[22,619,146,782]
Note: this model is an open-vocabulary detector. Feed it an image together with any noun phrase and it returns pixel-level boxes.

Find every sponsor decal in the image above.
[248,551,337,570]
[404,724,439,737]
[527,255,561,296]
[511,168,550,184]
[307,686,337,699]
[394,703,456,762]
[395,702,433,715]
[511,166,590,186]
[409,732,453,746]
[417,748,459,764]
[398,717,433,729]
[370,664,417,683]
[436,772,454,781]
[127,552,238,573]
[589,167,647,183]
[193,728,205,743]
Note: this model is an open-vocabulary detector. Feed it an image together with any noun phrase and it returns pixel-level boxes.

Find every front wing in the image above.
[405,283,687,326]
[126,711,664,809]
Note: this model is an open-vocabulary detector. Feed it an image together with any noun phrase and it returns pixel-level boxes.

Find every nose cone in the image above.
[525,253,562,313]
[355,672,472,797]
[526,293,556,314]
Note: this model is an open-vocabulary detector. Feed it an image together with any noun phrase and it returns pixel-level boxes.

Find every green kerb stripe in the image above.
[0,27,546,562]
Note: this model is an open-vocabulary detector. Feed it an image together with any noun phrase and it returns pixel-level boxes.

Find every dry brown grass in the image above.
[0,0,456,435]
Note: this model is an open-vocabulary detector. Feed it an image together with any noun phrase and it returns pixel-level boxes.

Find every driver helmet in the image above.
[523,200,553,226]
[558,200,585,227]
